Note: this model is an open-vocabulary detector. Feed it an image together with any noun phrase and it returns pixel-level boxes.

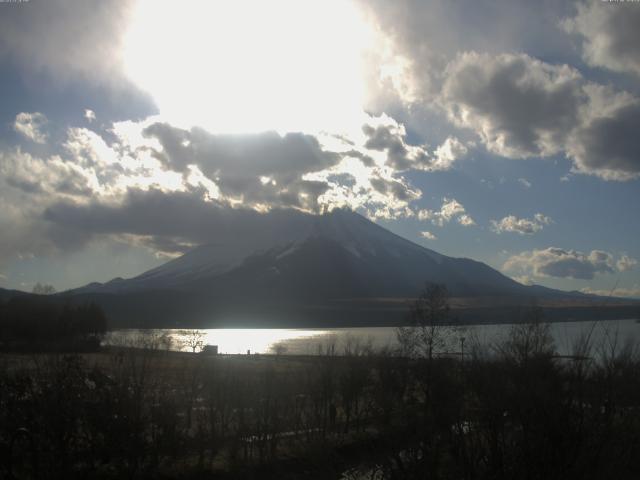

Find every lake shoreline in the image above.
[104,318,640,357]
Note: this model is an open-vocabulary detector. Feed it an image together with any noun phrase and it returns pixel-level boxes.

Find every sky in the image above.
[0,0,639,297]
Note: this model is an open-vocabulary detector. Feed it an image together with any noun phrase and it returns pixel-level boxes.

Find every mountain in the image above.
[59,208,632,328]
[72,208,535,297]
[0,287,31,302]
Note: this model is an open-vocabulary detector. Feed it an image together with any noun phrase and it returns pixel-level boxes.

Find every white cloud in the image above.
[503,247,633,280]
[307,154,422,221]
[457,214,476,227]
[361,115,467,172]
[0,148,100,198]
[417,197,475,227]
[431,136,468,171]
[84,109,96,122]
[491,213,552,235]
[13,112,48,143]
[420,231,437,240]
[512,275,533,286]
[617,255,638,272]
[518,177,532,188]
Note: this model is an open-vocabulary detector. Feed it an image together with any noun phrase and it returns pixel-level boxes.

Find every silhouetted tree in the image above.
[397,283,455,360]
[32,283,56,295]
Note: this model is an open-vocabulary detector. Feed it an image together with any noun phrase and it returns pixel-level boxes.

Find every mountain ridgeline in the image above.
[49,208,637,328]
[73,209,537,297]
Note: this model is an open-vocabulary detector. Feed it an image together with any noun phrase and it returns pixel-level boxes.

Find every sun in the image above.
[122,0,373,136]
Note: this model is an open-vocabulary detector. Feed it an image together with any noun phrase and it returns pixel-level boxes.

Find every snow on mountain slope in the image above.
[69,208,528,297]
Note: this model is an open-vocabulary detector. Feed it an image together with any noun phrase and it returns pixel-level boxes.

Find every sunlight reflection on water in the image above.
[105,319,640,356]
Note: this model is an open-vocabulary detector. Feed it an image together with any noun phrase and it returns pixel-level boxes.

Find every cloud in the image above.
[511,275,533,286]
[565,101,640,181]
[518,177,532,188]
[503,247,633,280]
[0,118,217,263]
[417,197,475,227]
[491,213,552,235]
[0,112,435,262]
[580,285,640,299]
[0,0,133,86]
[357,0,575,109]
[306,153,422,221]
[362,121,430,171]
[420,231,437,240]
[358,3,640,182]
[0,148,95,197]
[442,52,584,159]
[440,51,640,181]
[431,136,468,170]
[362,116,467,171]
[457,214,475,227]
[84,109,96,122]
[369,176,421,203]
[0,182,92,268]
[44,188,233,246]
[144,123,340,178]
[563,2,640,77]
[142,123,343,212]
[13,112,48,143]
[617,255,638,272]
[42,188,329,257]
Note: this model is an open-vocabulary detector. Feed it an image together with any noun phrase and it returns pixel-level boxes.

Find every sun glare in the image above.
[123,0,373,136]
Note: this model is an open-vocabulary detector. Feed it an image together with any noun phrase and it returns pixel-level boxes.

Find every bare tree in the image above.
[272,343,288,356]
[496,305,555,363]
[397,283,456,360]
[181,329,205,353]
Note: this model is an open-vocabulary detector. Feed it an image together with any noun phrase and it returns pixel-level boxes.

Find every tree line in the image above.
[0,285,639,478]
[0,296,107,351]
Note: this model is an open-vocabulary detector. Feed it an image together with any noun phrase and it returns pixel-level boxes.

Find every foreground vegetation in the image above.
[0,296,106,352]
[1,286,639,479]
[0,323,639,479]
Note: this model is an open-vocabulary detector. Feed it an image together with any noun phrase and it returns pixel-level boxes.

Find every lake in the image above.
[105,318,640,357]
